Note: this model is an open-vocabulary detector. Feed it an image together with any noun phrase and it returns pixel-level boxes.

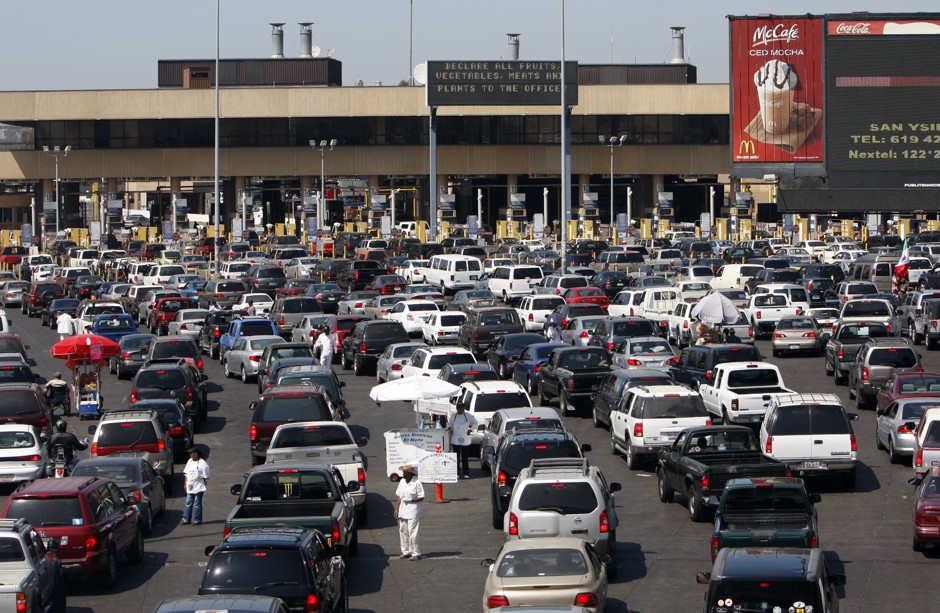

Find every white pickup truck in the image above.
[635,288,682,335]
[743,292,802,339]
[0,518,65,613]
[700,362,795,425]
[265,421,370,523]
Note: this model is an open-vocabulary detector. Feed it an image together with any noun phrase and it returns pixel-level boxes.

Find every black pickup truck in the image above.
[336,261,389,292]
[655,425,789,522]
[710,477,820,560]
[200,526,346,612]
[224,462,359,557]
[537,346,611,416]
[824,321,892,386]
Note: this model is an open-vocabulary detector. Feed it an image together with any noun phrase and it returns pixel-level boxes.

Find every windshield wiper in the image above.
[535,506,567,515]
[253,581,300,591]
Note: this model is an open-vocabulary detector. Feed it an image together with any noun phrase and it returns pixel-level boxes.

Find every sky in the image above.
[2,1,938,90]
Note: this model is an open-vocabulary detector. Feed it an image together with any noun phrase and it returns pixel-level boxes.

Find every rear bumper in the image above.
[60,550,107,575]
[784,458,857,475]
[0,464,45,483]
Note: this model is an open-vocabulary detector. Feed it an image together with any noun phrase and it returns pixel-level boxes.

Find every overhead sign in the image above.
[439,194,456,211]
[729,16,825,172]
[426,60,579,106]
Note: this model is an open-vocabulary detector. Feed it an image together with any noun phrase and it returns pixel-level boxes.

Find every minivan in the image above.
[488,266,544,301]
[423,254,483,293]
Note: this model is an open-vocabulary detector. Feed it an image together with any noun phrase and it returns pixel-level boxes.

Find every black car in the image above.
[592,368,673,429]
[334,232,370,258]
[71,456,166,536]
[70,275,105,300]
[340,320,410,375]
[304,283,346,314]
[485,333,546,379]
[669,343,762,389]
[245,266,287,294]
[799,263,846,283]
[321,259,351,283]
[589,271,630,298]
[40,298,80,328]
[487,428,591,528]
[0,360,37,385]
[198,310,237,359]
[130,398,195,461]
[800,277,838,308]
[109,333,156,380]
[570,240,609,258]
[131,360,208,429]
[438,363,500,385]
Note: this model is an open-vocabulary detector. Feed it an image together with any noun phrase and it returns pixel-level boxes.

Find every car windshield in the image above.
[202,549,305,587]
[271,425,353,448]
[869,348,917,368]
[518,482,598,514]
[256,396,331,421]
[5,497,83,528]
[496,548,587,578]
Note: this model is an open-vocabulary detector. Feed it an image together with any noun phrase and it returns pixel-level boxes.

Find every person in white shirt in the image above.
[56,312,73,341]
[393,464,425,560]
[313,323,335,367]
[447,403,479,479]
[181,448,211,525]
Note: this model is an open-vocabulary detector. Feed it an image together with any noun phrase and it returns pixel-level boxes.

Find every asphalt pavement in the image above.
[6,309,940,613]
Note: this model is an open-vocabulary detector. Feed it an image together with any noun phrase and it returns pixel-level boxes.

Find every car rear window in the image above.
[407,303,438,312]
[809,405,850,434]
[843,302,890,317]
[0,537,25,561]
[713,347,761,366]
[150,341,198,360]
[722,488,808,512]
[282,299,322,314]
[518,482,598,514]
[218,282,244,292]
[503,441,581,472]
[240,321,276,336]
[439,314,465,327]
[567,305,605,317]
[6,497,83,528]
[98,421,158,446]
[612,320,656,336]
[771,407,811,435]
[480,311,520,326]
[428,353,476,370]
[71,463,138,483]
[0,391,38,416]
[560,277,588,289]
[271,425,353,448]
[727,369,780,387]
[514,267,543,279]
[558,350,610,369]
[136,369,186,389]
[363,324,409,341]
[203,549,305,587]
[924,422,940,447]
[473,392,532,413]
[257,268,286,279]
[0,431,35,448]
[869,348,917,368]
[638,396,707,419]
[506,417,564,433]
[270,346,313,360]
[256,396,331,422]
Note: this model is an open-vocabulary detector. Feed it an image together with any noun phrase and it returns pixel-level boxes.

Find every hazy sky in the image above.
[2,1,936,90]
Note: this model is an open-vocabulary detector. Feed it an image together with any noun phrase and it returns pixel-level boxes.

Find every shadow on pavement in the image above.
[65,550,170,595]
[362,493,396,529]
[611,540,647,585]
[198,415,227,435]
[347,542,387,597]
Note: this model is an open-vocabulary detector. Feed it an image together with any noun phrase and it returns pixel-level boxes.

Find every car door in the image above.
[140,460,165,518]
[877,401,899,449]
[767,406,813,463]
[595,374,617,418]
[876,374,897,410]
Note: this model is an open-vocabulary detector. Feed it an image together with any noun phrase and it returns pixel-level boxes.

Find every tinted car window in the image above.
[809,405,850,435]
[612,321,656,336]
[257,268,286,279]
[771,407,811,435]
[151,341,198,359]
[0,537,25,561]
[713,347,761,366]
[203,549,305,587]
[363,324,409,341]
[0,431,35,448]
[217,282,244,292]
[869,348,917,368]
[0,391,38,417]
[256,396,331,422]
[843,302,891,317]
[6,497,83,527]
[0,365,33,384]
[240,321,276,336]
[473,393,533,413]
[503,441,581,472]
[727,369,780,387]
[98,422,158,446]
[639,396,706,419]
[272,425,353,448]
[282,299,322,313]
[518,482,598,513]
[136,369,186,389]
[428,354,476,369]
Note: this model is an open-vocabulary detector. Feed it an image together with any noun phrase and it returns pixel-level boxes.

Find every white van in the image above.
[398,221,430,238]
[219,260,252,280]
[423,254,483,292]
[710,264,766,290]
[488,266,544,301]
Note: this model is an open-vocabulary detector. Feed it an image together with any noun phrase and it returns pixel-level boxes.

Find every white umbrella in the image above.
[369,376,461,403]
[691,292,740,326]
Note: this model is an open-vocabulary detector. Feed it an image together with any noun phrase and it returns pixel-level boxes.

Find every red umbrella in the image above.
[50,334,121,365]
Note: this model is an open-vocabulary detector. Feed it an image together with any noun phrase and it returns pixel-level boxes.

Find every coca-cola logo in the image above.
[834,22,871,34]
[752,24,800,46]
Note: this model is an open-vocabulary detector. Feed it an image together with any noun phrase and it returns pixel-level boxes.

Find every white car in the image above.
[143,264,186,286]
[421,311,466,345]
[233,293,274,316]
[400,346,476,378]
[0,424,48,483]
[68,249,100,268]
[399,260,430,283]
[673,280,712,302]
[166,308,210,338]
[386,300,441,336]
[608,289,646,318]
[376,342,428,383]
[31,264,58,282]
[515,295,566,332]
[72,301,125,335]
[284,257,320,279]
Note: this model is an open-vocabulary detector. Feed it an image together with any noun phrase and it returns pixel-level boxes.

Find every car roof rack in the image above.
[0,518,28,531]
[527,457,590,476]
[142,358,187,368]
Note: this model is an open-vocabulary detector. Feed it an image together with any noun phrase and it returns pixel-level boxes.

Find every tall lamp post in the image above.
[310,139,337,234]
[599,135,626,240]
[42,145,71,234]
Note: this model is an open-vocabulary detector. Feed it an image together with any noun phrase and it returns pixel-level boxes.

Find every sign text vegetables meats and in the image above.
[426,61,579,106]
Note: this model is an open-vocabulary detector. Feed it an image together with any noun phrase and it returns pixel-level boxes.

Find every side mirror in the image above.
[481,558,495,567]
[831,573,847,586]
[707,495,720,508]
[357,437,368,447]
[346,481,360,492]
[904,421,917,431]
[848,413,860,422]
[340,381,346,388]
[482,446,495,457]
[609,482,622,493]
[87,425,96,435]
[44,539,59,552]
[696,571,711,585]
[230,483,243,496]
[477,424,486,432]
[249,401,257,411]
[204,545,216,556]
[809,493,822,504]
[580,444,592,453]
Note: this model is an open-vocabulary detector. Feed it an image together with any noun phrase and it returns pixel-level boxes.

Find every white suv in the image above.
[515,295,566,332]
[609,384,711,469]
[448,380,532,448]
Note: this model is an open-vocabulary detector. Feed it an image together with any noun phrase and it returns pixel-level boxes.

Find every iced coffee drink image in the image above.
[754,60,797,134]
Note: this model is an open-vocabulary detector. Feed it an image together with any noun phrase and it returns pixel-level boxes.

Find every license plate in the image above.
[750,415,763,422]
[114,451,142,457]
[800,461,826,470]
[469,275,478,280]
[789,344,800,350]
[324,297,336,301]
[662,431,679,440]
[0,474,14,482]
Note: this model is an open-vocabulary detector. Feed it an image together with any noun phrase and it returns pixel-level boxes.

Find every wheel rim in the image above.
[241,367,247,382]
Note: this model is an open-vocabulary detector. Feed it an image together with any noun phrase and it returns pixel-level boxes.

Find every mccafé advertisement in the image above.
[729,16,824,165]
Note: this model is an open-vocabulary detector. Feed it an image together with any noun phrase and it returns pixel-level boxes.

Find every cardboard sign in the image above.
[384,429,449,479]
[417,452,459,484]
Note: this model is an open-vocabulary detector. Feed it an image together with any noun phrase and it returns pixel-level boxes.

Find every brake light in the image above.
[214,329,221,337]
[157,439,166,452]
[85,536,97,550]
[633,423,643,438]
[705,370,712,381]
[249,425,257,443]
[130,389,137,403]
[918,364,925,373]
[533,363,541,373]
[121,351,131,359]
[748,327,754,337]
[568,380,575,389]
[606,341,614,351]
[599,509,609,534]
[773,333,783,339]
[168,426,184,436]
[223,527,232,538]
[803,332,816,338]
[487,596,510,608]
[916,446,924,468]
[898,423,913,434]
[711,535,720,560]
[627,358,642,366]
[731,399,739,412]
[186,387,193,402]
[15,592,25,613]
[508,511,518,535]
[497,471,507,486]
[850,433,857,452]
[358,467,366,486]
[331,522,341,545]
[756,310,762,319]
[196,358,204,370]
[360,343,367,353]
[862,367,869,381]
[127,489,143,503]
[278,316,285,325]
[837,347,844,358]
[809,534,818,548]
[701,474,710,491]
[574,593,598,607]
[765,436,773,454]
[305,594,320,613]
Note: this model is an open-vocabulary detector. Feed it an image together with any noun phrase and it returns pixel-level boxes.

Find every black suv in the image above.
[340,320,409,376]
[487,428,591,528]
[245,266,287,295]
[669,344,762,389]
[131,360,208,429]
[199,527,346,612]
[198,310,237,359]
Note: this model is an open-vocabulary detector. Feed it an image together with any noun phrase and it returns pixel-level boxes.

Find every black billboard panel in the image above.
[426,61,579,106]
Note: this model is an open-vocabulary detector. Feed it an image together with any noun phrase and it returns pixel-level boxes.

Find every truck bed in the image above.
[729,386,791,396]
[229,500,339,522]
[722,512,809,532]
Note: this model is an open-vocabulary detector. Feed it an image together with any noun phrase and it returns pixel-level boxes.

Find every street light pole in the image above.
[311,139,337,235]
[600,135,626,241]
[213,0,221,266]
[42,145,71,235]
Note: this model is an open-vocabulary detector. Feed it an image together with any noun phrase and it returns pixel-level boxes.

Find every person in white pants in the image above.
[56,312,73,341]
[393,464,425,560]
[313,323,335,367]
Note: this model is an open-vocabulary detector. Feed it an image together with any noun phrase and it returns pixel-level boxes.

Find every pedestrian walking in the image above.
[181,448,210,525]
[313,323,335,368]
[447,403,478,479]
[393,464,424,560]
[543,312,563,343]
[56,311,73,341]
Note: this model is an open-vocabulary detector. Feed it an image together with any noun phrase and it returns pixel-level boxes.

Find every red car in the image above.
[365,274,408,296]
[913,466,940,552]
[148,296,198,335]
[140,243,167,261]
[309,315,371,354]
[876,372,940,412]
[275,279,317,298]
[0,245,28,267]
[23,282,64,317]
[562,286,611,307]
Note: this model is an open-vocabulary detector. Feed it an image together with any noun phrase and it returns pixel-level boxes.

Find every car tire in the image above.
[910,322,923,345]
[353,355,363,376]
[537,380,550,405]
[141,507,153,536]
[127,528,144,564]
[592,407,602,429]
[687,485,706,522]
[241,366,249,383]
[98,546,118,587]
[500,362,509,379]
[657,469,674,503]
[825,359,834,376]
[341,352,351,370]
[929,336,938,351]
[491,500,504,530]
[722,409,733,426]
[610,430,620,456]
[526,376,535,396]
[834,369,846,386]
[888,438,901,464]
[210,344,219,360]
[875,427,885,450]
[625,440,639,470]
[913,535,924,552]
[51,574,66,613]
[560,393,573,415]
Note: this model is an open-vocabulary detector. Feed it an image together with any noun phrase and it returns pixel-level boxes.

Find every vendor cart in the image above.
[50,334,121,421]
[74,363,102,420]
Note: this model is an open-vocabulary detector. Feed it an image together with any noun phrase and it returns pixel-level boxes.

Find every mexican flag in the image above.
[895,238,910,280]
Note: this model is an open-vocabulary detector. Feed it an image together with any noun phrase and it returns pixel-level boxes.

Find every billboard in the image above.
[730,16,825,171]
[826,17,940,188]
[426,61,578,106]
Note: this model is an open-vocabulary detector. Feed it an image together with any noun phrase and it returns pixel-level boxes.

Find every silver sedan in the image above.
[223,335,285,383]
[771,316,823,357]
[560,315,608,347]
[0,281,28,307]
[376,342,428,383]
[166,308,210,338]
[876,398,940,464]
[338,291,380,315]
[611,336,677,371]
[290,315,333,345]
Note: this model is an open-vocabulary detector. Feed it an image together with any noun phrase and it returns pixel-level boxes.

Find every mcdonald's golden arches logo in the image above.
[738,140,756,155]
